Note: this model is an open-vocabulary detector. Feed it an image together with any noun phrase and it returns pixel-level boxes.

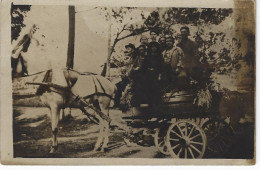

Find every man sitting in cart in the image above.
[115,43,137,107]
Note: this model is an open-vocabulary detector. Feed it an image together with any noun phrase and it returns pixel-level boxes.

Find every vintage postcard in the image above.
[0,0,256,165]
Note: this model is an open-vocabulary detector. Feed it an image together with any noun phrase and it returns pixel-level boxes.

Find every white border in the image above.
[0,0,257,167]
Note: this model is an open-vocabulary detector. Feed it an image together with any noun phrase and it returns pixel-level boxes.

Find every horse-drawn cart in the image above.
[25,69,234,158]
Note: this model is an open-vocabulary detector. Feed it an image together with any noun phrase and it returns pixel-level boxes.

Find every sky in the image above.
[15,5,69,73]
[14,6,151,74]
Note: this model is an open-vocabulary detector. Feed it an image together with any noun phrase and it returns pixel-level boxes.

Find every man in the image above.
[161,35,184,91]
[140,35,149,47]
[177,26,201,84]
[128,45,147,106]
[124,43,136,69]
[139,35,148,56]
[158,35,166,52]
[149,30,158,42]
[114,43,136,107]
[11,24,39,78]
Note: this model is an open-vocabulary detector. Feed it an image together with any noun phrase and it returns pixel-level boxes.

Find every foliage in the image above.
[11,4,31,41]
[162,8,233,26]
[106,7,255,92]
[108,8,238,76]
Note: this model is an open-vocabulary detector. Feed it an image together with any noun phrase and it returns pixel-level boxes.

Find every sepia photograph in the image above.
[0,0,256,165]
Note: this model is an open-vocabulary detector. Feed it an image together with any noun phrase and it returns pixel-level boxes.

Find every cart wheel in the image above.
[154,126,170,155]
[166,120,207,158]
[202,119,234,155]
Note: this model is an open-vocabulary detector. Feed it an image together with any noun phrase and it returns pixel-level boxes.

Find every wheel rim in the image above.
[202,119,234,155]
[166,120,207,159]
[154,127,170,155]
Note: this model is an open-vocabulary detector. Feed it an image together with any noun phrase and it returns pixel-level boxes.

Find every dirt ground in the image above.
[13,107,168,158]
[13,107,254,159]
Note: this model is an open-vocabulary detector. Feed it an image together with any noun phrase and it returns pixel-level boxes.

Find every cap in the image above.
[125,43,135,50]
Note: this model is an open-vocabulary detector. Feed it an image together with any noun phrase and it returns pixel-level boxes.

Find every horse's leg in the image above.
[94,119,104,151]
[49,104,61,153]
[101,119,109,152]
[98,97,110,152]
[60,108,72,121]
[60,108,65,120]
[68,107,72,117]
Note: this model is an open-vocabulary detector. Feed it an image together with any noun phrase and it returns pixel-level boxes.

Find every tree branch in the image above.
[108,26,148,59]
[117,23,128,35]
[117,28,149,41]
[112,23,128,48]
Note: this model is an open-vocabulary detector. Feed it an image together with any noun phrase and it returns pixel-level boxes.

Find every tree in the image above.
[160,8,237,73]
[98,7,249,84]
[97,8,161,76]
[11,4,31,42]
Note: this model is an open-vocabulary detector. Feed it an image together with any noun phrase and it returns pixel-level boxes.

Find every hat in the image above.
[138,44,147,50]
[125,43,135,50]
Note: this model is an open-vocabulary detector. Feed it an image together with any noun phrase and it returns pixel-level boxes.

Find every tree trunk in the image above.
[66,6,75,69]
[106,21,112,78]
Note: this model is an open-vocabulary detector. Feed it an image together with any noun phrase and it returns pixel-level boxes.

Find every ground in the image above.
[13,107,168,158]
[13,107,254,158]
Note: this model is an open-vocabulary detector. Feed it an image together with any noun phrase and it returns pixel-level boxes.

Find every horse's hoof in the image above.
[100,147,109,152]
[124,138,139,147]
[49,146,58,153]
[93,147,100,152]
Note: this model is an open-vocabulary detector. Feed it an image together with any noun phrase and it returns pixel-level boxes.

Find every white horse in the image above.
[39,69,117,153]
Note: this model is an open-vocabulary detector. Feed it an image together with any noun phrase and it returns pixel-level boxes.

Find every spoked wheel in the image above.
[202,119,234,155]
[166,120,207,159]
[154,125,170,155]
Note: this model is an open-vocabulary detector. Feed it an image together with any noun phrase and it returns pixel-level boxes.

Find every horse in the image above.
[38,68,117,153]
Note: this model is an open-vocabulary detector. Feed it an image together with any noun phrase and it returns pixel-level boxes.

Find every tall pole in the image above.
[106,20,112,78]
[66,5,75,69]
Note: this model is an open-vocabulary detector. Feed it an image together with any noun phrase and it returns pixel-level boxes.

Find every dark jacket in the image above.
[143,42,163,77]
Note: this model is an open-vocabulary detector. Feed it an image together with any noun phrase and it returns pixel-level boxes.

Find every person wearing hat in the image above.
[161,35,184,91]
[115,43,137,108]
[124,43,137,73]
[177,26,202,85]
[125,43,136,57]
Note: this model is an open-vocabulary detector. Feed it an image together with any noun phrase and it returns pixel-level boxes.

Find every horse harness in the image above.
[39,69,114,123]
